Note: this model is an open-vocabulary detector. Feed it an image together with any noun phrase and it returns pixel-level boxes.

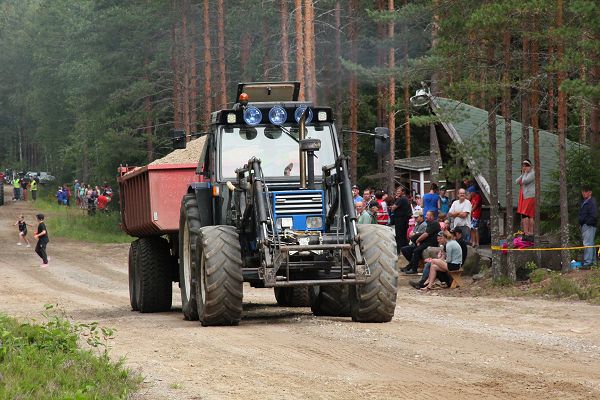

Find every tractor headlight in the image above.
[306,216,322,229]
[243,106,262,126]
[226,112,237,123]
[268,106,287,125]
[277,217,294,230]
[294,107,313,124]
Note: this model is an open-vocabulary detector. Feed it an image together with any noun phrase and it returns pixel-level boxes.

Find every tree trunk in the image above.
[591,63,600,148]
[189,2,197,134]
[334,1,343,148]
[304,0,317,102]
[429,0,440,186]
[294,0,305,100]
[530,32,542,267]
[348,0,358,182]
[216,0,227,108]
[387,0,396,193]
[556,0,570,272]
[181,3,191,140]
[579,63,587,144]
[487,44,502,281]
[171,7,182,131]
[202,0,212,128]
[280,0,290,81]
[502,30,515,280]
[403,0,410,158]
[548,46,556,133]
[521,36,530,161]
[240,34,251,82]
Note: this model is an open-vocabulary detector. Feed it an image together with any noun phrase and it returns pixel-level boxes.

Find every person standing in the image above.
[356,201,371,224]
[516,159,535,237]
[12,176,20,201]
[33,214,50,268]
[375,190,390,225]
[467,186,482,247]
[352,185,363,204]
[447,188,472,241]
[439,186,450,215]
[423,183,441,219]
[30,178,38,201]
[579,185,597,268]
[391,186,411,253]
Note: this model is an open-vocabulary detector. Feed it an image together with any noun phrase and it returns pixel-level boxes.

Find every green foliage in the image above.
[530,268,551,283]
[541,147,600,235]
[0,305,141,399]
[34,189,131,244]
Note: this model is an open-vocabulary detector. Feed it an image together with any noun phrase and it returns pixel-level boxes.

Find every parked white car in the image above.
[27,171,56,184]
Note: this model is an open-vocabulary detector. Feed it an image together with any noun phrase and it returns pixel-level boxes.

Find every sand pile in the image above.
[149,136,207,165]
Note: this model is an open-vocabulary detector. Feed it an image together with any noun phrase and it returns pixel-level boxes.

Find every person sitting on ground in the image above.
[420,230,463,291]
[402,210,441,275]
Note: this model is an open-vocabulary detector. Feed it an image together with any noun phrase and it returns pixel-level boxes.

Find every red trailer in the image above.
[118,163,199,237]
[118,162,201,313]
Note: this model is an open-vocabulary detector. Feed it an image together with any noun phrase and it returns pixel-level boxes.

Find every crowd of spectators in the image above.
[352,179,482,287]
[56,180,113,215]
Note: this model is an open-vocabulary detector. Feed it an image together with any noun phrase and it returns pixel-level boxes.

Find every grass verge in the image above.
[31,191,131,244]
[0,305,141,399]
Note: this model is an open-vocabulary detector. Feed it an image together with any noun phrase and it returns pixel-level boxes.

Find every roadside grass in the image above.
[0,305,141,399]
[460,267,600,304]
[32,191,130,244]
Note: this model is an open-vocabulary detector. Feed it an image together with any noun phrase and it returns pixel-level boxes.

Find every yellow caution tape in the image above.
[490,244,600,252]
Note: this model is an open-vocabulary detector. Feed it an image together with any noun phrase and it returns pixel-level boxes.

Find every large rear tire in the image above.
[195,226,243,326]
[309,285,351,316]
[128,240,140,311]
[350,225,398,323]
[179,194,200,321]
[135,237,173,313]
[274,287,310,307]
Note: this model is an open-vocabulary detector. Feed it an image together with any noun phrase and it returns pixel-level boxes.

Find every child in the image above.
[14,215,31,247]
[33,214,50,268]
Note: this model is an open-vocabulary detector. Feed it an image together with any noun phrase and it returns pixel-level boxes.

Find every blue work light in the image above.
[268,106,287,125]
[243,106,262,126]
[294,107,313,124]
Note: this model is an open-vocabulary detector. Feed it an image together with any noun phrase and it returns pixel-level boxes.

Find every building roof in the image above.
[431,97,586,207]
[394,156,441,172]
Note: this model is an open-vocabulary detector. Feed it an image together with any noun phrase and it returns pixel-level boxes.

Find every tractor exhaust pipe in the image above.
[298,109,308,188]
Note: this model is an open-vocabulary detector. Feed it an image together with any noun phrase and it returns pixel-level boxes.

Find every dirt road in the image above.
[1,193,599,399]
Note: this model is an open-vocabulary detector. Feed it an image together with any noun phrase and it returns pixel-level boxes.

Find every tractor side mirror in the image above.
[374,127,390,155]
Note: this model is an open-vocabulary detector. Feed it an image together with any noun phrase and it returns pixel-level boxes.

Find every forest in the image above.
[0,1,598,274]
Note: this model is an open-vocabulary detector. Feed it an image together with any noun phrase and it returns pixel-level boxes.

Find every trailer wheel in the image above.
[128,240,140,311]
[274,287,310,307]
[135,237,173,313]
[195,226,243,326]
[309,285,351,316]
[179,194,200,321]
[350,225,398,323]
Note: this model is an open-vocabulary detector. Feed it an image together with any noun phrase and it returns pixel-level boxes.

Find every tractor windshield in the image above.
[219,125,337,179]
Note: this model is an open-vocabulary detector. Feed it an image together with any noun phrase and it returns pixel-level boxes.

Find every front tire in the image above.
[179,194,200,321]
[350,225,398,323]
[195,226,244,326]
[135,237,173,313]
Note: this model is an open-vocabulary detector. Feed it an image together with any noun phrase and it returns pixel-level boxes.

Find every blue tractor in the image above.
[178,82,399,326]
